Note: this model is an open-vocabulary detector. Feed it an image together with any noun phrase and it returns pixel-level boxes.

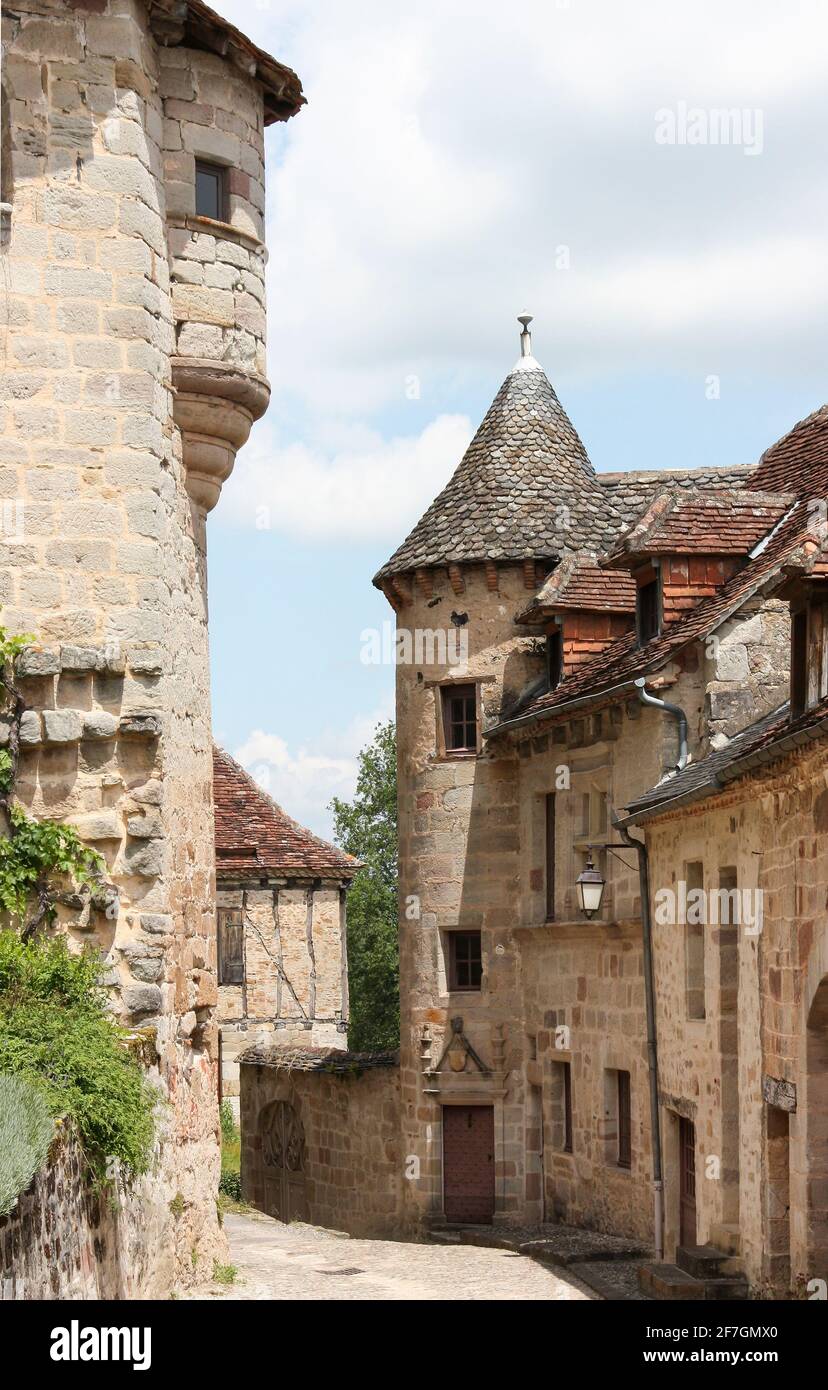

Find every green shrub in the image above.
[0,1072,54,1216]
[219,1168,242,1201]
[0,933,156,1178]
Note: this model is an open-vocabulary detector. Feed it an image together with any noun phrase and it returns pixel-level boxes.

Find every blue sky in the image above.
[207,0,828,835]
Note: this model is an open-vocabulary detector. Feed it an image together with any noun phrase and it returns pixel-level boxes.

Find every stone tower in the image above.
[0,0,302,1293]
[374,318,620,1228]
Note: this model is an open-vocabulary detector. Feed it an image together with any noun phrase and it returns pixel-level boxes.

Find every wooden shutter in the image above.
[219,908,244,984]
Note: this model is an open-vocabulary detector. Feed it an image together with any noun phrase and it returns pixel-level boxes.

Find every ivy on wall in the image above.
[0,620,156,1181]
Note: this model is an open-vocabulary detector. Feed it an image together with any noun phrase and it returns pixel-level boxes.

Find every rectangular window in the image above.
[195,160,227,221]
[791,607,808,717]
[442,683,477,753]
[546,629,563,690]
[637,577,660,644]
[545,792,555,921]
[617,1070,631,1169]
[218,907,244,984]
[685,860,706,1019]
[563,1061,573,1153]
[448,930,482,991]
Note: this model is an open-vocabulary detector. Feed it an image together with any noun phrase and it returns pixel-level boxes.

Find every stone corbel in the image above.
[171,359,271,512]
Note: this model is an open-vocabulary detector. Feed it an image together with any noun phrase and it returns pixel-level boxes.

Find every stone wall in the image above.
[642,735,828,1293]
[0,0,281,1294]
[218,881,348,1119]
[240,1048,403,1238]
[0,1128,197,1300]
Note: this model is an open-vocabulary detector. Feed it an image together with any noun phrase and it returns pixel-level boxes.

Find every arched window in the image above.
[1,82,12,249]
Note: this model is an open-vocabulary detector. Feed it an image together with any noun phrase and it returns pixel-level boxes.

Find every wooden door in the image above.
[679,1116,697,1247]
[261,1100,308,1224]
[443,1105,495,1224]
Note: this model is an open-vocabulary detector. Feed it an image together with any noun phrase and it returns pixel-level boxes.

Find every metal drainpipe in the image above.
[614,814,664,1262]
[635,677,688,771]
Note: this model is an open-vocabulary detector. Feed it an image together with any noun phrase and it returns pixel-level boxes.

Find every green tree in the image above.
[330,720,398,1052]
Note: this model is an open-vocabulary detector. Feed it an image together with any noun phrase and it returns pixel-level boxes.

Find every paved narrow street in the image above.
[188,1211,596,1301]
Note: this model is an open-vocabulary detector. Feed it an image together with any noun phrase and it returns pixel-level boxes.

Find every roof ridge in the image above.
[213,745,360,875]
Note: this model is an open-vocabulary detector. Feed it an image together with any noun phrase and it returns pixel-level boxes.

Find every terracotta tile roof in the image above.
[604,489,794,566]
[623,694,828,822]
[751,402,828,496]
[597,465,753,525]
[515,554,637,623]
[374,361,622,582]
[492,501,811,732]
[213,746,359,881]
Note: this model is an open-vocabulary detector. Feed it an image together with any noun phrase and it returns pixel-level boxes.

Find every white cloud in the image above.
[221,412,472,540]
[233,700,393,838]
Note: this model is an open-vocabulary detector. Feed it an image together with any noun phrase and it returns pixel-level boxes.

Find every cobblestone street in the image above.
[187,1212,596,1301]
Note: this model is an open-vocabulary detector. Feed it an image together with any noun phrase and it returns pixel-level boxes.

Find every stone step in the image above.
[676,1243,743,1280]
[639,1261,750,1301]
[638,1262,703,1299]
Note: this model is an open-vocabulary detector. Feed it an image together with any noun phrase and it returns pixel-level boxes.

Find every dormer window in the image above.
[636,577,660,644]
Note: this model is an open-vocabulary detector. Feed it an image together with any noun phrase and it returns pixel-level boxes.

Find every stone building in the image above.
[241,318,828,1299]
[0,0,302,1296]
[213,746,356,1119]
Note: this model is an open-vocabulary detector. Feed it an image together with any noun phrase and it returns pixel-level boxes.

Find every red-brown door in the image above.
[679,1116,697,1247]
[443,1105,495,1224]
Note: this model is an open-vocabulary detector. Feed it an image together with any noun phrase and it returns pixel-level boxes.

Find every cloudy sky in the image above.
[208,0,828,834]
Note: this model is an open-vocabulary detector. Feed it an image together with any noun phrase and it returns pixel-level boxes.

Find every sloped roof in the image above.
[603,489,794,566]
[491,501,811,732]
[598,465,753,525]
[624,694,828,822]
[515,554,637,623]
[213,746,358,880]
[751,402,828,495]
[621,703,789,821]
[374,357,620,582]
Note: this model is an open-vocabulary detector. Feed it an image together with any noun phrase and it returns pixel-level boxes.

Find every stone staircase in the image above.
[638,1238,749,1300]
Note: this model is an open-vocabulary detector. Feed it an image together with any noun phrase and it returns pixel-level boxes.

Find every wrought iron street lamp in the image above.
[575,850,605,918]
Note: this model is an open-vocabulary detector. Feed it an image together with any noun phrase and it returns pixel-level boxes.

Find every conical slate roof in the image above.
[374,339,619,583]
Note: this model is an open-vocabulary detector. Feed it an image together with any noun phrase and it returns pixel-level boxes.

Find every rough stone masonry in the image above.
[0,0,302,1296]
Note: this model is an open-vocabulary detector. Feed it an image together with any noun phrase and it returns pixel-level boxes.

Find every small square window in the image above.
[442,683,477,753]
[195,160,227,221]
[448,931,482,991]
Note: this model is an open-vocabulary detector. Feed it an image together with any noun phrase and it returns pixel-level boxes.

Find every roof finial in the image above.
[518,312,533,357]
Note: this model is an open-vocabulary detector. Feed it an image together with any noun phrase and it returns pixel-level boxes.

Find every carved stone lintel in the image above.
[171,358,270,512]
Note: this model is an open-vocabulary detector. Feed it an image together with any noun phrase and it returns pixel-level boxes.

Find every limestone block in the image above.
[19,710,42,745]
[127,811,163,839]
[140,913,173,935]
[62,644,107,672]
[42,708,84,744]
[123,839,166,878]
[17,646,60,676]
[70,810,122,842]
[119,713,162,739]
[128,647,164,674]
[83,710,118,740]
[123,984,162,1017]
